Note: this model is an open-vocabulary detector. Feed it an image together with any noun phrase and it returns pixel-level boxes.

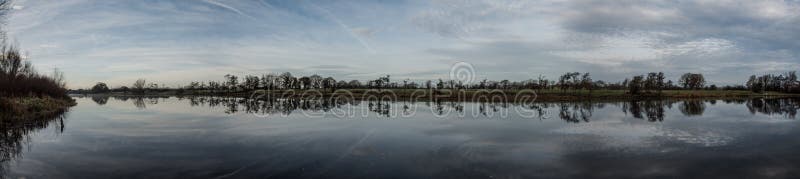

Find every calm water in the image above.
[2,96,800,178]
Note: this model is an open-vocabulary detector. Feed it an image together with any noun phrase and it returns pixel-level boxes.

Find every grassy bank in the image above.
[0,96,76,121]
[87,89,800,102]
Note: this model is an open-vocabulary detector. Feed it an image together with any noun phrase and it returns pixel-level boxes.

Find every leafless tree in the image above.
[679,73,705,90]
[132,79,146,93]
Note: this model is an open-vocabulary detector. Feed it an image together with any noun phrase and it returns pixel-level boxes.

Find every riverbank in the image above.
[72,89,800,102]
[0,96,76,121]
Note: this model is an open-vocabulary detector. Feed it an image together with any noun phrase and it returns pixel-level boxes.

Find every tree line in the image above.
[746,71,800,93]
[78,70,800,95]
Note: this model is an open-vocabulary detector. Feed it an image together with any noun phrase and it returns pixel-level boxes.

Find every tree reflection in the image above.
[180,96,362,116]
[746,98,800,118]
[0,110,68,175]
[622,100,674,122]
[722,99,747,104]
[90,95,109,105]
[559,102,595,123]
[520,103,554,120]
[679,100,706,116]
[476,101,507,117]
[368,100,392,117]
[77,96,800,121]
[133,97,146,109]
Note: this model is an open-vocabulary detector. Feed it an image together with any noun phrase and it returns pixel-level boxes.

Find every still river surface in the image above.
[2,96,799,178]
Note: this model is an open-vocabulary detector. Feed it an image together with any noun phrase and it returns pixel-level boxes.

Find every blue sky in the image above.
[6,0,800,88]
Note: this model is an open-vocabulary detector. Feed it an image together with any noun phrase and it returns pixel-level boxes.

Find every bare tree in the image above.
[224,74,238,92]
[279,72,294,89]
[261,73,277,90]
[132,79,146,93]
[656,72,665,94]
[52,68,66,88]
[581,73,592,94]
[243,75,259,90]
[322,77,336,91]
[629,75,644,95]
[309,74,322,89]
[679,73,705,90]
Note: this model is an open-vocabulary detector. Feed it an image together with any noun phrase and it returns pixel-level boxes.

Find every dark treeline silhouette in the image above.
[746,71,800,93]
[78,70,786,96]
[621,72,713,95]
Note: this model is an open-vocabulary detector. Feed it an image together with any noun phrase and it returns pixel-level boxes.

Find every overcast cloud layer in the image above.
[7,0,800,88]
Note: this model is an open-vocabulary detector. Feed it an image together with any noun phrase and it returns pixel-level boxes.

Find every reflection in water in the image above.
[90,95,108,105]
[558,102,595,123]
[747,98,800,118]
[0,110,68,175]
[623,100,671,122]
[6,96,800,178]
[368,100,391,117]
[78,96,800,122]
[679,100,706,116]
[104,96,165,109]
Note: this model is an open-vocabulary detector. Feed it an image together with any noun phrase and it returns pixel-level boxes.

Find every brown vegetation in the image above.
[0,0,74,117]
[0,46,70,99]
[0,96,74,121]
[0,47,74,118]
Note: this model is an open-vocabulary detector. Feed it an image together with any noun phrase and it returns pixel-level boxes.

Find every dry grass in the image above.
[0,96,75,121]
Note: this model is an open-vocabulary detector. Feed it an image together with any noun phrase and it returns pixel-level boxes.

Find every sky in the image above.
[5,0,800,88]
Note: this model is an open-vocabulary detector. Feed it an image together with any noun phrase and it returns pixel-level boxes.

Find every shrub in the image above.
[0,45,69,99]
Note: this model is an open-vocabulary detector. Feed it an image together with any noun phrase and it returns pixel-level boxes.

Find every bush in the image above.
[0,96,75,120]
[0,45,69,99]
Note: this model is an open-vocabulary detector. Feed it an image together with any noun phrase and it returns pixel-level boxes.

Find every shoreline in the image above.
[1,96,76,121]
[70,89,800,102]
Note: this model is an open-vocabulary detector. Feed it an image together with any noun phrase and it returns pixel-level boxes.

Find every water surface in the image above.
[2,96,799,178]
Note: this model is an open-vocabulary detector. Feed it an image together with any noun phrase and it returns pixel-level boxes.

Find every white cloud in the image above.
[5,0,800,88]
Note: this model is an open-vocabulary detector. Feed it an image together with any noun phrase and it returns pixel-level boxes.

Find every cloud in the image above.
[413,0,800,84]
[557,0,800,51]
[6,0,800,87]
[201,0,256,20]
[411,0,538,38]
[307,2,375,53]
